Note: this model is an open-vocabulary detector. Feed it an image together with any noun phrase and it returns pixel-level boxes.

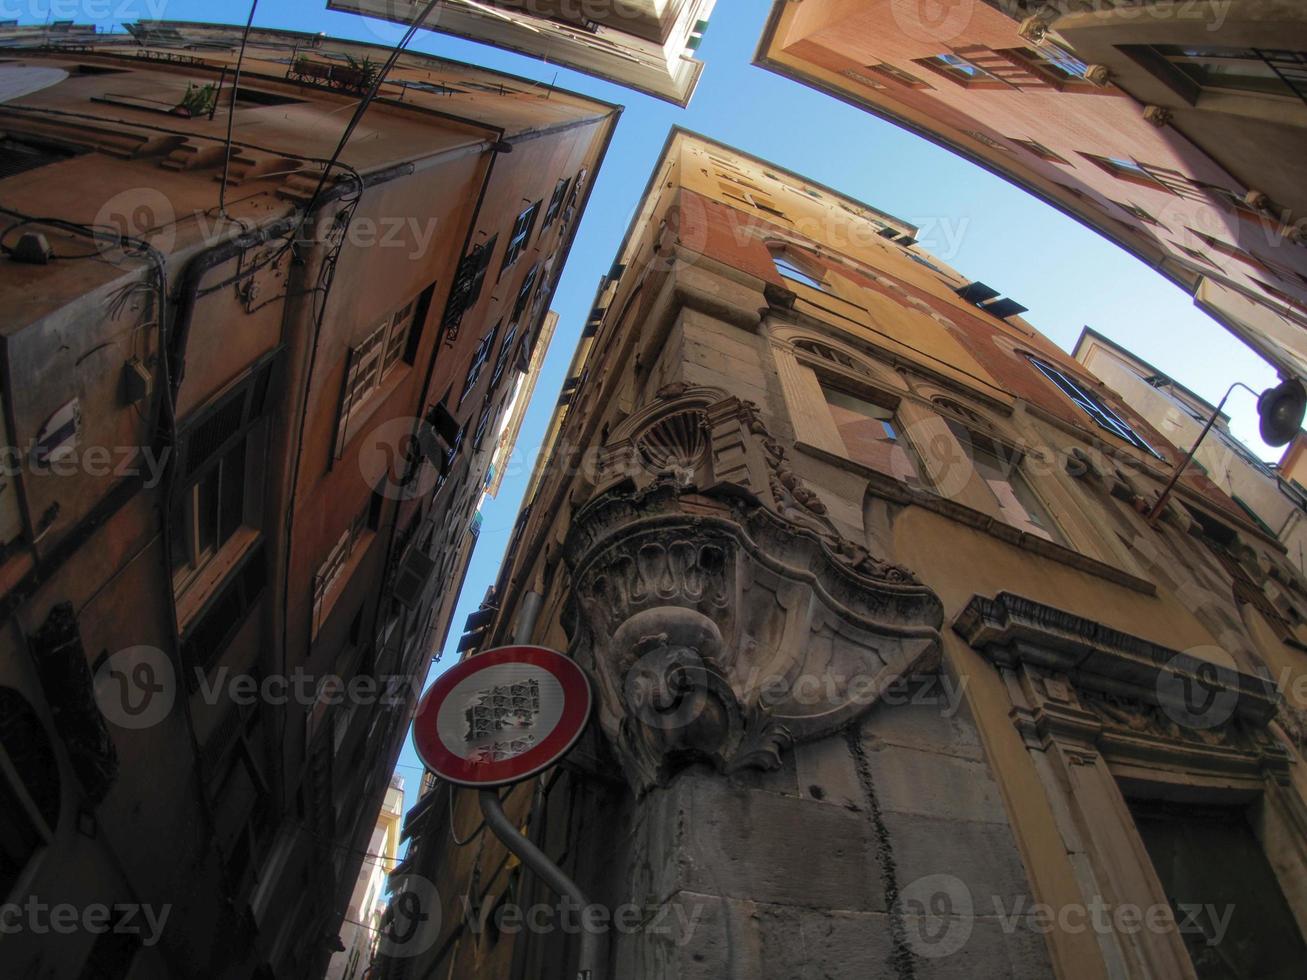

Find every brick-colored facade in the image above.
[755,0,1307,381]
[0,22,616,979]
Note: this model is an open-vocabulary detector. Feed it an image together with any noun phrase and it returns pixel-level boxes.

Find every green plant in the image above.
[344,53,381,91]
[177,82,216,117]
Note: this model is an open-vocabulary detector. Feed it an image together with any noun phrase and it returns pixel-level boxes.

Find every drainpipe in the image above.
[479,788,604,980]
[511,590,543,644]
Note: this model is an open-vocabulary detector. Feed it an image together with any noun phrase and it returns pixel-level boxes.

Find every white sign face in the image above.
[414,645,592,787]
[434,663,567,765]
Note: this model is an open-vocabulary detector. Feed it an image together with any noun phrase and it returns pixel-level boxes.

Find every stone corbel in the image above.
[564,393,944,796]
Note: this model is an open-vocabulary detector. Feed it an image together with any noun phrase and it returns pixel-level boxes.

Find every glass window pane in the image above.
[823,386,918,481]
[218,441,246,549]
[196,469,220,556]
[169,496,190,573]
[774,254,824,290]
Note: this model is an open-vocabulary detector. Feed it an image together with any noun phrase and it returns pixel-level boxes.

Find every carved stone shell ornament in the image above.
[563,392,944,796]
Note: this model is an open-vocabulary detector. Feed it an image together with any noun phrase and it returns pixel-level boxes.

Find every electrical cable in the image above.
[218,0,260,218]
[274,0,443,267]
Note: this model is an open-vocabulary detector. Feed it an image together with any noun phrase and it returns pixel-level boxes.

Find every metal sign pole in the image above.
[478,789,602,980]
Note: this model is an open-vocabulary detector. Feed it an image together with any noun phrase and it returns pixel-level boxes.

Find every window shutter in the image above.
[179,353,278,479]
[442,236,497,334]
[334,347,359,461]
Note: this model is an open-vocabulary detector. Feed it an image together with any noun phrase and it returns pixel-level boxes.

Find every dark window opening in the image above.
[1127,797,1307,979]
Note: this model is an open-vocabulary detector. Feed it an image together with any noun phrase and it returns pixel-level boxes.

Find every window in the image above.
[1080,153,1170,191]
[180,543,266,680]
[945,419,1060,542]
[512,263,539,323]
[333,299,419,457]
[865,62,931,88]
[568,168,588,210]
[489,322,519,393]
[1028,356,1163,457]
[542,177,570,228]
[932,395,985,427]
[460,321,500,406]
[443,236,496,331]
[170,437,249,590]
[501,201,540,272]
[1112,200,1161,226]
[723,186,787,219]
[745,193,787,219]
[822,385,921,483]
[171,358,275,596]
[1146,44,1303,99]
[795,339,857,369]
[312,502,373,636]
[1009,137,1069,165]
[1170,240,1222,269]
[772,249,825,291]
[1185,229,1269,272]
[1128,798,1307,977]
[916,53,1010,88]
[473,399,496,451]
[718,171,765,194]
[1000,45,1096,88]
[841,68,887,90]
[1252,278,1307,314]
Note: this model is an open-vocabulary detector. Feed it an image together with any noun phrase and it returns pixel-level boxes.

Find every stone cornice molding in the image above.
[954,591,1280,727]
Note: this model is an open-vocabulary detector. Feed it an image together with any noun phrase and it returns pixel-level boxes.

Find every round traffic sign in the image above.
[412,646,592,787]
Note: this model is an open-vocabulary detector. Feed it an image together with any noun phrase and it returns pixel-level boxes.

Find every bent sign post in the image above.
[411,645,601,980]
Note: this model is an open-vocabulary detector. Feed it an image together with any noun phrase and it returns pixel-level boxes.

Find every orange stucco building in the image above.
[0,21,616,979]
[755,0,1307,383]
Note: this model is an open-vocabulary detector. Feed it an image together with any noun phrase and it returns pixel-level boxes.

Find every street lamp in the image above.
[1146,377,1306,524]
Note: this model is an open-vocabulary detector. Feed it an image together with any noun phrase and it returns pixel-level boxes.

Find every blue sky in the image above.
[40,1,1285,803]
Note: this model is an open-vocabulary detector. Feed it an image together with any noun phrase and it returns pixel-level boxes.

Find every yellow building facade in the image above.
[394,129,1307,979]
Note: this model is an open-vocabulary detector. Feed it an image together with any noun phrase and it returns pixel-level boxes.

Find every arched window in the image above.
[794,339,858,371]
[932,395,985,427]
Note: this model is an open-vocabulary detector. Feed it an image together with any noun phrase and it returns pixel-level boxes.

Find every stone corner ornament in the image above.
[561,390,944,796]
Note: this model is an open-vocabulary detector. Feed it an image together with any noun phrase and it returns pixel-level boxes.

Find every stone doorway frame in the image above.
[955,591,1306,979]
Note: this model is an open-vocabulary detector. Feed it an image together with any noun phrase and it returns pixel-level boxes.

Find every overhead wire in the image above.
[218,0,260,218]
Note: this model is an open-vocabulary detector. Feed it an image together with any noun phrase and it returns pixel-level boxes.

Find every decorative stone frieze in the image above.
[954,591,1291,779]
[564,392,944,795]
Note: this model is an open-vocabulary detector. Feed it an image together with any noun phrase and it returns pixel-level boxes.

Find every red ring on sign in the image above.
[412,646,592,787]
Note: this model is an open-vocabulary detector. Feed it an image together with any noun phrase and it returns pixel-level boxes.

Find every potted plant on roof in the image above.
[343,53,380,93]
[173,82,216,117]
